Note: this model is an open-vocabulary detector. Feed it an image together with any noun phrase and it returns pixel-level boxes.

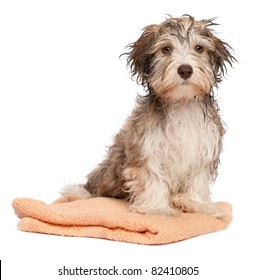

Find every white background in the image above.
[0,0,254,279]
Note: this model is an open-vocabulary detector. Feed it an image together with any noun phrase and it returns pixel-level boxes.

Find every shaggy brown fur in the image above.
[63,15,235,218]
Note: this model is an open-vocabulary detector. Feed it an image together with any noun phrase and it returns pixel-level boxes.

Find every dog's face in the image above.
[126,16,235,101]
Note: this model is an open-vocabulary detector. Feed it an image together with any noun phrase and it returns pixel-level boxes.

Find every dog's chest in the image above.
[142,101,221,170]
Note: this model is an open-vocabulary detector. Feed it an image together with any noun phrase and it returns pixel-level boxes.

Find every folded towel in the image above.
[12,196,232,245]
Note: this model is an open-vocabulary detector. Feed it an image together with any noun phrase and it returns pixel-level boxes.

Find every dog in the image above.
[63,15,235,219]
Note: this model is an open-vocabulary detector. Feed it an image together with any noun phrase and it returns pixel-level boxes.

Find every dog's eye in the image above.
[195,45,204,53]
[162,46,172,54]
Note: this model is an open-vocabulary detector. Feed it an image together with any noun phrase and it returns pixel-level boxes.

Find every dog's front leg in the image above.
[123,165,179,216]
[172,168,226,219]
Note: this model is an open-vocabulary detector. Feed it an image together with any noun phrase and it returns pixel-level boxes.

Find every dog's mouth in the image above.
[180,80,191,86]
[178,78,195,88]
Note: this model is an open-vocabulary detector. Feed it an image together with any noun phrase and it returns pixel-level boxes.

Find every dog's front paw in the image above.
[208,205,227,221]
[130,204,180,216]
[172,196,227,220]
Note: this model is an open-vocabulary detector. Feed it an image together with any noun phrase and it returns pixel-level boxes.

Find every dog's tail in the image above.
[60,184,92,199]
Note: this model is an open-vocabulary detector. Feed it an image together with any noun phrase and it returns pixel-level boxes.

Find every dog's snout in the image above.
[178,64,193,80]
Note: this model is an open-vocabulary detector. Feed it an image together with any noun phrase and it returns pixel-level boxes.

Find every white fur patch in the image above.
[138,99,221,209]
[60,184,92,199]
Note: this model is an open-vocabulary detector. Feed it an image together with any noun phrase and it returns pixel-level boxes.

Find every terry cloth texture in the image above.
[12,196,232,245]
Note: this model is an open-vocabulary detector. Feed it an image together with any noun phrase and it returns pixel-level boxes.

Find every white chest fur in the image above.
[142,99,221,187]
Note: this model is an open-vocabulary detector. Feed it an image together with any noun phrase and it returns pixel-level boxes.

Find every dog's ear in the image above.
[210,36,236,83]
[125,24,159,86]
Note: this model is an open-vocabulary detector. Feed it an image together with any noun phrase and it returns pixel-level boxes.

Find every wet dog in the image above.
[63,15,235,219]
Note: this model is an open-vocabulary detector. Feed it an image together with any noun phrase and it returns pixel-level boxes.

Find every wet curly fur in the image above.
[62,15,235,219]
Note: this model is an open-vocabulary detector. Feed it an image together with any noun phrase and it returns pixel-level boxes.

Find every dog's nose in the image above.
[177,64,193,80]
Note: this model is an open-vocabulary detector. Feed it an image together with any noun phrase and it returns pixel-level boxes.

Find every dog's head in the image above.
[125,15,235,101]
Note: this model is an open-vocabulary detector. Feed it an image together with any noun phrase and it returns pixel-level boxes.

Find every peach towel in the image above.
[12,196,232,245]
